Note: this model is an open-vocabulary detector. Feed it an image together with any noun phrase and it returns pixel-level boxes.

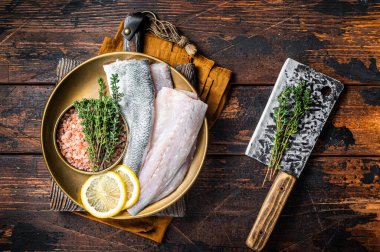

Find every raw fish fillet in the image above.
[176,89,198,100]
[153,143,196,202]
[150,63,173,94]
[150,66,196,202]
[152,93,198,202]
[128,88,207,215]
[103,59,155,174]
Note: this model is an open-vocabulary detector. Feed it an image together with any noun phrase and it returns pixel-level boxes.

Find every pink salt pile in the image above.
[56,108,92,171]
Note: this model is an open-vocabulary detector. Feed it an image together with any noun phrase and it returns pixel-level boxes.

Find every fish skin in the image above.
[128,88,207,216]
[103,59,155,174]
[150,63,173,94]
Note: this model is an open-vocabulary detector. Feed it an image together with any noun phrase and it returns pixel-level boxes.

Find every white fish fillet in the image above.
[103,59,155,174]
[153,143,196,202]
[128,88,207,215]
[176,88,198,100]
[152,92,198,202]
[150,63,173,94]
[150,66,197,202]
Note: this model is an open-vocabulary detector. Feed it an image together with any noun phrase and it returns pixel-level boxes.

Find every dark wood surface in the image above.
[1,0,379,251]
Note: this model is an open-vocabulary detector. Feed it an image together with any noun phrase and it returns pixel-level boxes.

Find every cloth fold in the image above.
[99,21,232,127]
[75,212,172,242]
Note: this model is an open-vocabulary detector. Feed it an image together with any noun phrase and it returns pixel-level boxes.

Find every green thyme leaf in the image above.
[74,74,124,171]
[264,80,312,184]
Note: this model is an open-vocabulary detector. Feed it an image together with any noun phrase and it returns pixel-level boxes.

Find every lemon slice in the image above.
[114,165,140,209]
[81,171,126,218]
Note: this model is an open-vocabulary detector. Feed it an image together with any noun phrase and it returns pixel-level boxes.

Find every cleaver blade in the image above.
[245,58,344,178]
[245,58,344,251]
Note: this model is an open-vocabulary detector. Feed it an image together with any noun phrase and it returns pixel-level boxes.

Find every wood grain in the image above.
[1,85,379,156]
[1,155,379,251]
[1,0,380,250]
[210,85,380,155]
[246,171,296,251]
[0,1,379,84]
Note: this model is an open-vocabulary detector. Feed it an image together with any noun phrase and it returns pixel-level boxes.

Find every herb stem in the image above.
[74,74,124,171]
[263,80,312,186]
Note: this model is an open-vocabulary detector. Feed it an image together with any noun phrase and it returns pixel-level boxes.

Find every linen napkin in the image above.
[99,21,232,127]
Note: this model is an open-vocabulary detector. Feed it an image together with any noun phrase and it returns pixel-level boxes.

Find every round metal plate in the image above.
[41,52,208,219]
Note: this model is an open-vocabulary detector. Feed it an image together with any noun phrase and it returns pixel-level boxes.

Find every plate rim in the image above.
[41,52,208,218]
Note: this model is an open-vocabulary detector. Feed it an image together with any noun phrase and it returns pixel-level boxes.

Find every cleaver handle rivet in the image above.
[124,27,131,35]
[246,171,296,251]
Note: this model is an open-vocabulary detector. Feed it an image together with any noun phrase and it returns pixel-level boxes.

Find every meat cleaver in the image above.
[245,58,344,251]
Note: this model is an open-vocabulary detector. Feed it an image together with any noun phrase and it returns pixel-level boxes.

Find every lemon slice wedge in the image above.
[81,171,126,218]
[114,165,140,209]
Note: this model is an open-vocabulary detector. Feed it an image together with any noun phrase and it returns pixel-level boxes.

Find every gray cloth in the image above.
[50,58,196,217]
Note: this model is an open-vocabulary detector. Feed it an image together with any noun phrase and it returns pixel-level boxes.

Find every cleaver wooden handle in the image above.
[246,170,296,251]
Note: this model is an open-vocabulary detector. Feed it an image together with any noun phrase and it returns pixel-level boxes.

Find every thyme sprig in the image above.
[263,80,312,185]
[74,74,124,171]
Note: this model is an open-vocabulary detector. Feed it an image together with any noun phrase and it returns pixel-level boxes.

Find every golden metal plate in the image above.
[41,52,208,219]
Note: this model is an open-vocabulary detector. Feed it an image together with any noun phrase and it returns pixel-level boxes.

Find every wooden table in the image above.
[1,1,379,251]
